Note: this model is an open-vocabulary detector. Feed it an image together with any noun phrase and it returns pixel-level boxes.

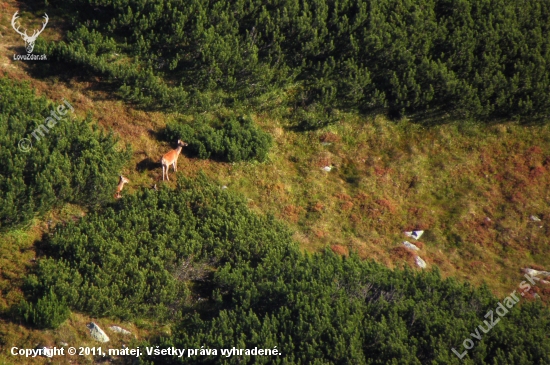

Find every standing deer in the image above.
[161,140,187,181]
[11,11,49,54]
[114,175,130,199]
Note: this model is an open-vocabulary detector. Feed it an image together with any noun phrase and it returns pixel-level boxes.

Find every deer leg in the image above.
[162,165,166,181]
[173,161,177,172]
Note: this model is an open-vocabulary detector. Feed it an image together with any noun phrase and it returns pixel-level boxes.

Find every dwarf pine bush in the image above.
[18,290,70,329]
[0,78,131,230]
[162,115,272,162]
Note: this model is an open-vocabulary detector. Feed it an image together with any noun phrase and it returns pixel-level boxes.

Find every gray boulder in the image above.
[415,256,427,269]
[403,241,420,251]
[87,322,110,343]
[109,325,132,335]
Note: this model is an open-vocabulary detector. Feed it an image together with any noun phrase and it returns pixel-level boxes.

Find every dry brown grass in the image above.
[413,241,425,250]
[331,244,349,256]
[282,205,305,223]
[390,246,417,267]
[319,132,341,143]
[309,202,325,213]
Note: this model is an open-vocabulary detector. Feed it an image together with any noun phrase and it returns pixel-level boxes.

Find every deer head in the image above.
[11,11,48,54]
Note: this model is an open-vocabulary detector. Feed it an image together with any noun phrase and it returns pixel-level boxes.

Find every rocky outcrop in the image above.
[87,322,110,342]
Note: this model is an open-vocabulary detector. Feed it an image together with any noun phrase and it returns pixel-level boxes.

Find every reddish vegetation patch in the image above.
[313,229,328,239]
[414,241,425,249]
[309,202,325,213]
[432,256,445,266]
[390,246,417,266]
[529,166,545,180]
[407,207,421,216]
[319,132,341,143]
[315,156,332,168]
[266,182,286,196]
[373,164,391,176]
[282,205,304,223]
[335,193,352,201]
[340,201,354,211]
[353,192,370,212]
[527,145,543,156]
[455,218,497,248]
[523,285,540,301]
[511,191,527,205]
[528,264,547,271]
[375,199,396,213]
[331,244,349,256]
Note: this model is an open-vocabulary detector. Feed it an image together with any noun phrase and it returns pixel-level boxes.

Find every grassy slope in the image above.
[1,1,550,363]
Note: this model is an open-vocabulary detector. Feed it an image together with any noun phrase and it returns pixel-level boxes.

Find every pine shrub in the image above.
[0,77,131,230]
[162,115,272,162]
[18,290,70,329]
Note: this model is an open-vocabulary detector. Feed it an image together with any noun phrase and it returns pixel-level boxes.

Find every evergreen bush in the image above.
[162,115,272,162]
[18,290,70,329]
[0,78,131,230]
[41,0,550,121]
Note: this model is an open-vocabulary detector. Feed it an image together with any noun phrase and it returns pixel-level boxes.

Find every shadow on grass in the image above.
[136,157,159,172]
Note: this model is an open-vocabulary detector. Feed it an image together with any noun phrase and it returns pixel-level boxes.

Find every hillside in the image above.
[1,0,550,364]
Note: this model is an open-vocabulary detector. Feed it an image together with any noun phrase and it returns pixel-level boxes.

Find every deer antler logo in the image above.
[11,11,48,54]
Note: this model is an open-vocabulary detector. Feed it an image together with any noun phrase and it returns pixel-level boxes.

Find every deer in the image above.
[114,175,130,199]
[11,12,49,54]
[161,140,187,181]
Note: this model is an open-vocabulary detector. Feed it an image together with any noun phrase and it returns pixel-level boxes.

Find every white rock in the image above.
[404,230,424,240]
[221,185,228,189]
[523,268,541,276]
[322,166,333,172]
[39,347,53,358]
[87,322,110,343]
[415,256,427,269]
[412,230,424,239]
[402,241,420,251]
[523,268,550,278]
[109,325,132,335]
[530,215,542,222]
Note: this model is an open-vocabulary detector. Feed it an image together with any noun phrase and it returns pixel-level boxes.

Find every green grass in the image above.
[185,113,550,300]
